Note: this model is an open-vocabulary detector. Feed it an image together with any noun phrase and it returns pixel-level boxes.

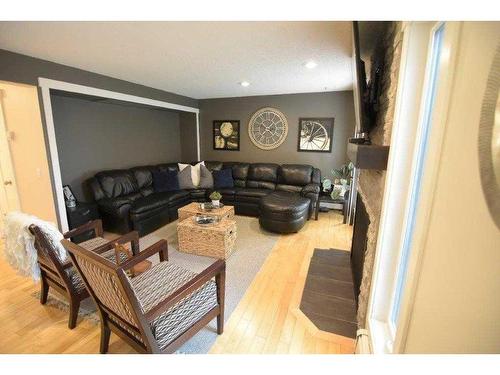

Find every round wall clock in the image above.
[248,107,288,150]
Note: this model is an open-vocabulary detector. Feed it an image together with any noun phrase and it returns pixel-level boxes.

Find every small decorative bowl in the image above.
[198,202,213,212]
[199,202,224,211]
[193,214,219,226]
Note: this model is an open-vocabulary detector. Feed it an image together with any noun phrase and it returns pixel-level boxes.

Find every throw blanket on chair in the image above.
[3,211,66,281]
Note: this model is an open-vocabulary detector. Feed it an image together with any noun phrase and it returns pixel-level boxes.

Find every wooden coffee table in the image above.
[177,217,237,259]
[178,202,235,222]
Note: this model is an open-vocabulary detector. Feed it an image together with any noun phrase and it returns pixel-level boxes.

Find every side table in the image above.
[66,202,100,243]
[318,192,348,224]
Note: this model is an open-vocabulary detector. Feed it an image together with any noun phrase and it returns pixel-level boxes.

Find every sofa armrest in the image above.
[301,183,320,196]
[89,177,106,201]
[97,197,132,216]
[301,183,320,220]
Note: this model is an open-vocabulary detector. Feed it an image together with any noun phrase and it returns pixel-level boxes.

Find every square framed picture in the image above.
[297,117,334,152]
[213,120,240,151]
[63,185,77,204]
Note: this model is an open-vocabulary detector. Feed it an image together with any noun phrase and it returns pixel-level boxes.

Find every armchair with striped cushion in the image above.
[29,219,137,329]
[61,236,226,354]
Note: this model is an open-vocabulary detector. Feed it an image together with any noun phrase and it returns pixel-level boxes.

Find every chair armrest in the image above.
[145,260,226,322]
[89,230,141,256]
[114,230,140,256]
[63,219,103,240]
[120,239,168,271]
[301,183,320,196]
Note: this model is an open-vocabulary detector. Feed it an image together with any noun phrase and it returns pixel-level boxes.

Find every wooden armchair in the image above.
[29,219,137,329]
[62,237,226,354]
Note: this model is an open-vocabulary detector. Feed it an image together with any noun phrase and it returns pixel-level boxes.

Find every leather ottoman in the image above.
[259,191,310,233]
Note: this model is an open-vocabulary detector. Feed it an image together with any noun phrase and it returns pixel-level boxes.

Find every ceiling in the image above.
[0,21,353,99]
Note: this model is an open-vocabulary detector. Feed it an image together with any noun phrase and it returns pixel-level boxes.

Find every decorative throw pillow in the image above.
[178,161,205,187]
[178,162,190,171]
[213,168,234,189]
[152,170,179,192]
[178,165,196,190]
[199,165,214,189]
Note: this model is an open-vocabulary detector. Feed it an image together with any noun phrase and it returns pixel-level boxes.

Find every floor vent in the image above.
[299,248,358,338]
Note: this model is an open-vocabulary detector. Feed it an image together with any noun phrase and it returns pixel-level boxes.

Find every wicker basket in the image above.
[177,217,237,259]
[178,202,235,222]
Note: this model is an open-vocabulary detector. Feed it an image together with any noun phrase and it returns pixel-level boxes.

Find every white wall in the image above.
[403,22,500,353]
[0,81,57,223]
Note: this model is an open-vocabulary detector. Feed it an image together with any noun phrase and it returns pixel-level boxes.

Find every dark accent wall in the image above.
[0,49,198,108]
[51,93,182,201]
[199,91,355,178]
[179,112,199,162]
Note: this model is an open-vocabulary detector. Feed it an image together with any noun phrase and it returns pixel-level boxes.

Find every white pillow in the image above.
[178,161,205,187]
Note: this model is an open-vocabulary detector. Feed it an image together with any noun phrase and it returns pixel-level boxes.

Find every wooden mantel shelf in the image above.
[347,142,390,170]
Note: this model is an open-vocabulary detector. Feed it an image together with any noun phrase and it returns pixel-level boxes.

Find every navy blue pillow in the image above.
[212,168,234,189]
[152,170,179,192]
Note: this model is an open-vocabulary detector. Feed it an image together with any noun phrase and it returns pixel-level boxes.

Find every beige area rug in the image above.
[34,215,280,353]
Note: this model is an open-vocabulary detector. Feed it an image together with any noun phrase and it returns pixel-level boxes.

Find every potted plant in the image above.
[209,191,222,207]
[331,162,354,200]
[322,178,332,193]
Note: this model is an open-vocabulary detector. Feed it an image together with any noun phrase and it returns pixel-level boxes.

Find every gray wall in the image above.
[51,94,182,201]
[0,49,198,108]
[179,112,199,162]
[199,91,355,179]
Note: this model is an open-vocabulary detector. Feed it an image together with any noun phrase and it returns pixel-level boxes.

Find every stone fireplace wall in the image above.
[357,22,404,326]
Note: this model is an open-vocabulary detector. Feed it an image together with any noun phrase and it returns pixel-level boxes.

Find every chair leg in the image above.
[216,269,225,335]
[40,275,49,305]
[217,312,224,335]
[100,321,111,354]
[68,298,80,329]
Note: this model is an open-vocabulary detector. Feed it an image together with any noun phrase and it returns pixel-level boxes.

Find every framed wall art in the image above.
[63,185,77,207]
[297,117,334,152]
[248,107,289,150]
[213,120,240,151]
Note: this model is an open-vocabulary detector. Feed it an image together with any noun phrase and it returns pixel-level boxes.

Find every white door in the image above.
[0,89,21,235]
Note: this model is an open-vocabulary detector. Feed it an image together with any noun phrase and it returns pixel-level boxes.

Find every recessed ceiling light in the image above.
[240,81,250,87]
[305,61,318,69]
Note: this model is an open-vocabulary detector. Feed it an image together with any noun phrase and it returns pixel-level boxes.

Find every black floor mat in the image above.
[299,248,358,338]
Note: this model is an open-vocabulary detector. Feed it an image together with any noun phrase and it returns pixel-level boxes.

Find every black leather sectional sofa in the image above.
[89,161,321,236]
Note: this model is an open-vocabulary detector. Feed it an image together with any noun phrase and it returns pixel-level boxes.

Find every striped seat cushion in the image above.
[79,236,109,251]
[66,266,88,294]
[79,236,129,263]
[131,262,218,350]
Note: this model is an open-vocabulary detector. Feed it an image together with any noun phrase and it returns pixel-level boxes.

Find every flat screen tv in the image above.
[352,21,381,136]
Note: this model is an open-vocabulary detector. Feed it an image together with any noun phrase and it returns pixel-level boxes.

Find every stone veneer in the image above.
[357,22,404,326]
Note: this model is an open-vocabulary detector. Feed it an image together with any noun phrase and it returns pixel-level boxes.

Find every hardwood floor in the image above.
[0,211,354,354]
[209,211,355,354]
